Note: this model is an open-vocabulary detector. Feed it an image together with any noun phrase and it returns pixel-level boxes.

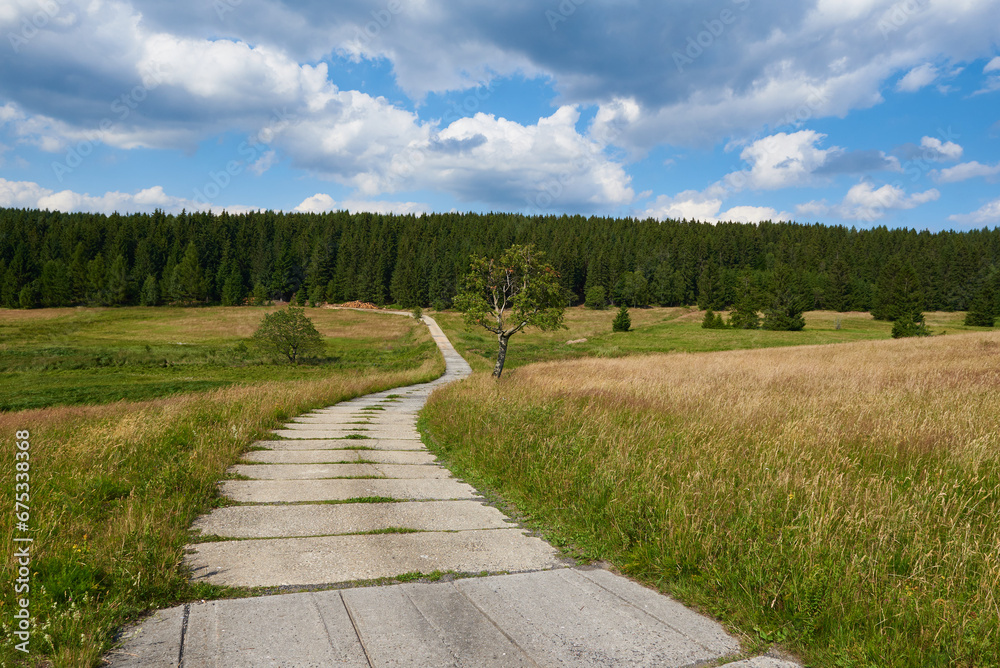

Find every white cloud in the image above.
[0,178,251,215]
[934,160,1000,183]
[638,192,791,224]
[985,57,1000,73]
[949,198,1000,225]
[728,130,836,190]
[249,150,279,176]
[800,181,940,221]
[293,194,430,215]
[896,64,938,92]
[278,104,633,212]
[919,136,962,161]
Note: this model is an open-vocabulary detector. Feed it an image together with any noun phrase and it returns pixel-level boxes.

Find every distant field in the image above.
[422,331,1000,667]
[431,306,981,373]
[0,306,435,411]
[0,308,443,666]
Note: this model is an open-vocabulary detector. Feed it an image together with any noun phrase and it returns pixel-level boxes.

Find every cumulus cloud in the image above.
[895,64,938,92]
[277,104,633,212]
[798,181,940,221]
[895,136,963,162]
[293,194,430,215]
[638,191,791,224]
[949,198,1000,225]
[933,160,1000,183]
[0,178,250,215]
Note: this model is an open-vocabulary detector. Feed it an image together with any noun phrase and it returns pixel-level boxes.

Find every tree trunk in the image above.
[493,334,510,378]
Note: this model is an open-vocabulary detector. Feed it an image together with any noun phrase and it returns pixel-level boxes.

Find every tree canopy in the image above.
[1,207,998,318]
[453,244,565,377]
[251,307,324,364]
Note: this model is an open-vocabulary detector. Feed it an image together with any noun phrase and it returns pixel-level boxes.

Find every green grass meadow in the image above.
[0,306,434,411]
[431,305,979,374]
[0,306,443,666]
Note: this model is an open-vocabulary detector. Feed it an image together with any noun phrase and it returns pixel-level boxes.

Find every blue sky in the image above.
[0,0,998,231]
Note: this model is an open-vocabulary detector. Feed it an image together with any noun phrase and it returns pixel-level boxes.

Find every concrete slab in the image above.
[272,429,422,440]
[724,659,802,668]
[105,605,183,667]
[257,439,426,451]
[242,449,437,465]
[230,463,450,480]
[230,463,381,479]
[455,569,734,667]
[182,593,369,667]
[342,583,532,667]
[575,567,739,656]
[186,529,562,587]
[191,501,515,538]
[219,478,478,503]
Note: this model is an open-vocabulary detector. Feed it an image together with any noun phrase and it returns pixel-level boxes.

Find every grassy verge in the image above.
[0,309,443,667]
[421,332,1000,666]
[431,306,980,373]
[0,306,433,411]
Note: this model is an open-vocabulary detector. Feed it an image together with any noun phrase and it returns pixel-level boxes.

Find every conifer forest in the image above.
[1,207,998,315]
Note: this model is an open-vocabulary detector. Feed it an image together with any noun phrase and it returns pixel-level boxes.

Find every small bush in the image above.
[892,314,932,338]
[251,307,324,364]
[612,305,631,332]
[702,309,726,329]
[412,306,423,320]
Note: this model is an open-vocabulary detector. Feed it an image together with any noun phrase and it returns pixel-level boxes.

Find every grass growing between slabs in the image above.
[0,306,434,411]
[421,332,1000,667]
[431,306,980,374]
[0,308,443,667]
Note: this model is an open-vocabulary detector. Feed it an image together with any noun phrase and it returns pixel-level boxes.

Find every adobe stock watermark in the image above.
[546,0,587,31]
[7,0,71,53]
[51,62,171,182]
[673,0,751,73]
[191,108,295,205]
[12,430,33,655]
[878,0,929,39]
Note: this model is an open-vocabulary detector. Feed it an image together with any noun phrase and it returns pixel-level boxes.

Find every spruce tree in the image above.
[139,274,159,306]
[964,273,997,327]
[762,264,806,331]
[612,304,631,332]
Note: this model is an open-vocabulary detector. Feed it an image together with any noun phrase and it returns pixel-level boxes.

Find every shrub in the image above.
[702,309,726,329]
[892,314,931,338]
[251,307,324,364]
[612,305,631,332]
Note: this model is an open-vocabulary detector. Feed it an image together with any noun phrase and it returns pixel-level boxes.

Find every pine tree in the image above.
[40,259,72,307]
[762,264,806,331]
[106,254,130,306]
[612,304,631,332]
[171,241,207,303]
[86,253,108,305]
[139,274,159,306]
[964,271,997,327]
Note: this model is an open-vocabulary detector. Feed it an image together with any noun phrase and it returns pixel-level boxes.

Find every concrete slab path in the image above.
[106,313,801,667]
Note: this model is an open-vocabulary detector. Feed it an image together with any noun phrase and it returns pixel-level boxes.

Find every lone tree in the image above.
[251,307,324,364]
[612,305,631,332]
[454,244,565,378]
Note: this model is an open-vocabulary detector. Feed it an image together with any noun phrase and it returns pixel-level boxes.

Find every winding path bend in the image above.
[107,314,800,668]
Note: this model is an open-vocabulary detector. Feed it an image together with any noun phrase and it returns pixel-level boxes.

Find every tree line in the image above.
[1,207,998,320]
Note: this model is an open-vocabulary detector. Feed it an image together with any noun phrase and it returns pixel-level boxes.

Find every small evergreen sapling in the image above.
[612,305,631,332]
[701,309,726,329]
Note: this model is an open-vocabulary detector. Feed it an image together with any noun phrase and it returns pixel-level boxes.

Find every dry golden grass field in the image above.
[422,330,1000,667]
